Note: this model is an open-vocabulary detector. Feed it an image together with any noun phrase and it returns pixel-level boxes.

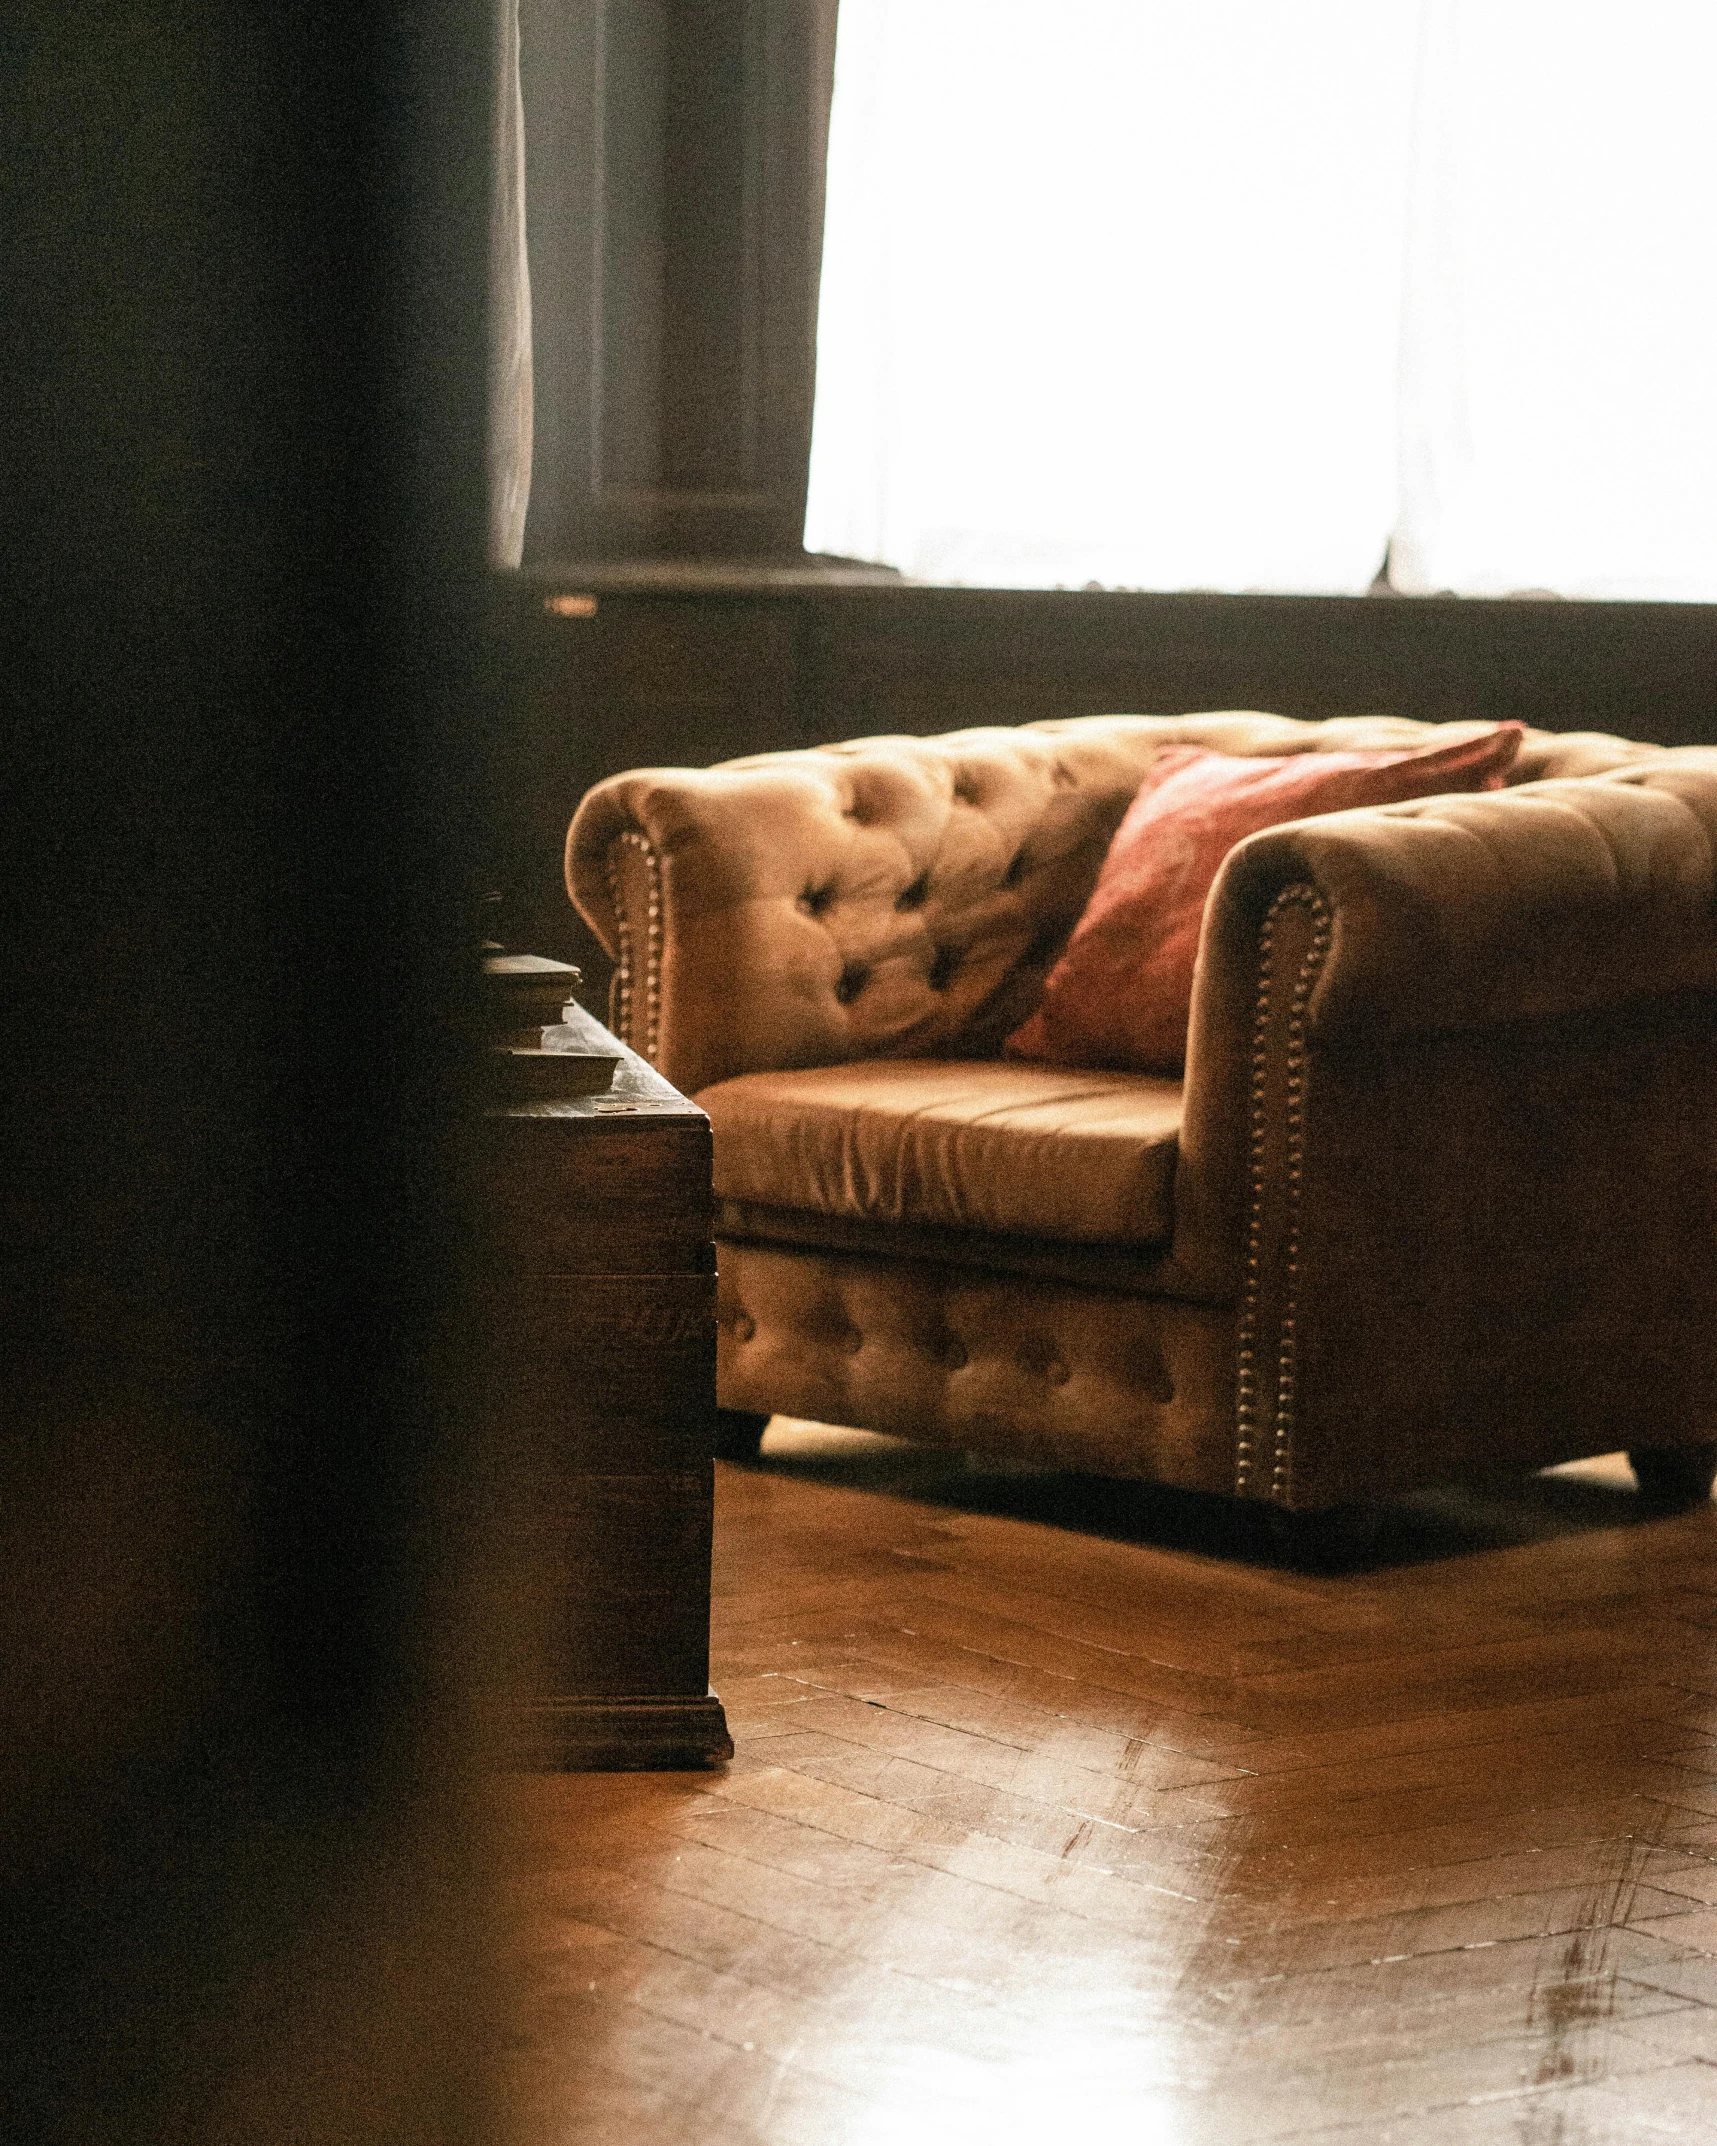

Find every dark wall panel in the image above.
[797,590,1717,748]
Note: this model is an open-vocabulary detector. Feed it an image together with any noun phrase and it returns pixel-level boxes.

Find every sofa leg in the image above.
[713,1409,770,1463]
[1628,1443,1717,1511]
[1267,1503,1379,1573]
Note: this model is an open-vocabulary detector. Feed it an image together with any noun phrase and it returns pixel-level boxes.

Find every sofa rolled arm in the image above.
[1223,761,1717,1043]
[1172,761,1717,1504]
[1178,763,1717,1293]
[567,763,859,1096]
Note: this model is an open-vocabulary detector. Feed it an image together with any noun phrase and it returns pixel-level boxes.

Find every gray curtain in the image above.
[489,0,533,566]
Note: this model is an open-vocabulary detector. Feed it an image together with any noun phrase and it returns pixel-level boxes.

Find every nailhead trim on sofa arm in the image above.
[1234,883,1332,1503]
[604,830,664,1062]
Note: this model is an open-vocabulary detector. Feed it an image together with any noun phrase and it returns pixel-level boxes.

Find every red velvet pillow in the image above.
[1005,725,1524,1074]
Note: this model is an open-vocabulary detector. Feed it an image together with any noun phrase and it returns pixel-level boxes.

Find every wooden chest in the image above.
[478,1004,731,1769]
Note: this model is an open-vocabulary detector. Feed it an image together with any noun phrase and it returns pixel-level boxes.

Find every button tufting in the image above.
[940,1337,968,1371]
[895,873,929,911]
[734,1313,756,1343]
[926,945,961,991]
[1002,851,1029,887]
[1044,1359,1070,1386]
[833,961,870,1005]
[843,1326,864,1356]
[799,885,836,918]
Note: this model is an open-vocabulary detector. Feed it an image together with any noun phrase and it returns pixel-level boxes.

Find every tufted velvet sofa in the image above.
[566,712,1717,1523]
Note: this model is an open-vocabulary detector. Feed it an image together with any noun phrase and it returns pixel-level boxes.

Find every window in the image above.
[805,1,1717,599]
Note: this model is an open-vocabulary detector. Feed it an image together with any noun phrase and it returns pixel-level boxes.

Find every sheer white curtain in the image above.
[805,0,1717,599]
[489,0,533,569]
[1394,1,1717,598]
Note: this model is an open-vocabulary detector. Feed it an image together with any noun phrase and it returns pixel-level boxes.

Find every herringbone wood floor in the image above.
[500,1425,1717,2144]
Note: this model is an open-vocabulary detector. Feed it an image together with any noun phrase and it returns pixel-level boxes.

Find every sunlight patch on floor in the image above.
[1540,1451,1639,1490]
[763,1424,1651,1498]
[760,1417,913,1460]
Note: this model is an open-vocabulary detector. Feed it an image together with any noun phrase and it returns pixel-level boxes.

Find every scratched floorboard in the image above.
[499,1425,1717,2144]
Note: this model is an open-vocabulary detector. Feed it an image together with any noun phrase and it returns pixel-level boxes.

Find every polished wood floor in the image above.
[499,1425,1717,2144]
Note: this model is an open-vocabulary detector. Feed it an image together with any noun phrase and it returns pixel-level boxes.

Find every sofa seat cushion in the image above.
[697,1059,1182,1249]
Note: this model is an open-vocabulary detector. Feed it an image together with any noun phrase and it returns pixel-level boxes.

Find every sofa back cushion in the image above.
[1004,725,1523,1073]
[566,711,1652,1097]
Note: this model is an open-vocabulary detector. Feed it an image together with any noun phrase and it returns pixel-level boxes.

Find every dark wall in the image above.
[3,6,503,2139]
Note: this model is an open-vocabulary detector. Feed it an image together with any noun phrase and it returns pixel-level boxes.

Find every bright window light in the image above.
[805,0,1717,599]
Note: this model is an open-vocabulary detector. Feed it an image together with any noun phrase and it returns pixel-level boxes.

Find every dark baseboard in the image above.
[508,1690,734,1772]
